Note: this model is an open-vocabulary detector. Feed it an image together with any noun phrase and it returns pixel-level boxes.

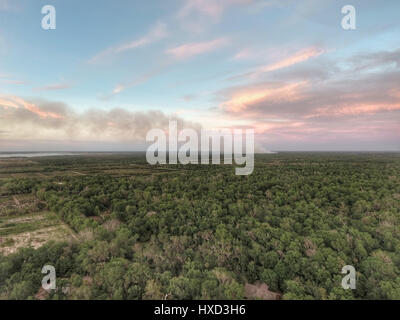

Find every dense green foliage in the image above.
[0,153,399,300]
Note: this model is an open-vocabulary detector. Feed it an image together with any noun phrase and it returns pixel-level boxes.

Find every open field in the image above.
[0,154,180,180]
[0,210,76,255]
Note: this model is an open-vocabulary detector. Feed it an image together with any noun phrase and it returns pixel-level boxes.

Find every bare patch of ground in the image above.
[34,287,49,300]
[13,196,20,206]
[244,282,281,300]
[0,224,75,255]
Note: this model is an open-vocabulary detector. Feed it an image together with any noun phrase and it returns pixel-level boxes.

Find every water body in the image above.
[0,152,77,158]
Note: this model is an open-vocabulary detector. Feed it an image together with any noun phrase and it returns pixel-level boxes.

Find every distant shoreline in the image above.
[0,152,78,158]
[0,152,147,158]
[1,150,399,159]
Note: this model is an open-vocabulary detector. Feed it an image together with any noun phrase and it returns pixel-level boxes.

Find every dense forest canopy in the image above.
[0,153,399,300]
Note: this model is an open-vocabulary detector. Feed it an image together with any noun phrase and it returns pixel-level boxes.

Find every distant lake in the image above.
[0,152,76,158]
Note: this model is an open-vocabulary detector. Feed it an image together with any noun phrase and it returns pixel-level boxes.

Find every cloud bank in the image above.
[0,96,201,148]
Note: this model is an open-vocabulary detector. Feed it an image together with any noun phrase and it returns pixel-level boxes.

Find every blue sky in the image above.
[0,0,400,151]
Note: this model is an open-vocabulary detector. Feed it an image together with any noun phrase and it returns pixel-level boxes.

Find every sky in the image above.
[0,0,399,151]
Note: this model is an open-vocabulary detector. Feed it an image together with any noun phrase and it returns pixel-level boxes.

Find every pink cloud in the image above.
[220,81,307,113]
[176,0,253,33]
[253,121,305,134]
[178,0,252,19]
[228,46,325,81]
[166,37,230,60]
[252,118,400,149]
[88,21,167,63]
[0,96,63,119]
[232,48,258,60]
[112,65,168,94]
[0,79,26,85]
[23,103,63,119]
[0,97,19,109]
[258,47,324,73]
[307,103,400,118]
